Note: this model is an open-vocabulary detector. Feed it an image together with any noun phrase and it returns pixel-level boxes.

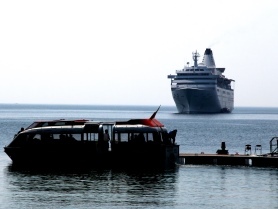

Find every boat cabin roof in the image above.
[114,125,167,133]
[26,119,90,129]
[21,125,86,135]
[19,123,166,136]
[116,118,164,127]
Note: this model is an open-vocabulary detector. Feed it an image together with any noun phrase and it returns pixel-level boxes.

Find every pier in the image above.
[179,153,278,168]
[178,138,278,168]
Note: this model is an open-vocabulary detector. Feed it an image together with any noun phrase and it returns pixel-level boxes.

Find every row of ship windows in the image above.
[184,69,205,71]
[177,73,210,76]
[217,89,231,95]
[175,78,215,80]
[176,83,215,85]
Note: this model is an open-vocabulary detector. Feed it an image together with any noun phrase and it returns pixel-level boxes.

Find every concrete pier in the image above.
[179,153,278,168]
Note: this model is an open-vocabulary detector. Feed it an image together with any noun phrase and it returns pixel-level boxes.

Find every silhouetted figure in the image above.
[103,129,110,152]
[168,129,177,144]
[67,134,76,141]
[216,142,229,154]
[138,133,145,143]
[59,134,66,140]
[17,127,24,134]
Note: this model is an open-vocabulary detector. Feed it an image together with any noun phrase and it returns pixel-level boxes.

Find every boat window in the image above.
[85,133,98,141]
[114,133,129,142]
[33,134,41,140]
[113,132,161,143]
[69,134,81,141]
[129,133,146,143]
[54,122,67,126]
[51,133,82,141]
[112,129,164,144]
[113,133,120,142]
[26,122,40,129]
[41,122,50,127]
[147,133,158,142]
[114,132,151,143]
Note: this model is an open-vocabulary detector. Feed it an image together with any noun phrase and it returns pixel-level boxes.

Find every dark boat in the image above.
[4,109,179,169]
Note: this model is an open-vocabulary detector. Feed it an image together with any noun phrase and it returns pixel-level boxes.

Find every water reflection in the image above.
[5,166,179,208]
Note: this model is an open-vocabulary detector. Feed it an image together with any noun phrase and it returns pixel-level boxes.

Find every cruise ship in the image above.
[167,48,235,113]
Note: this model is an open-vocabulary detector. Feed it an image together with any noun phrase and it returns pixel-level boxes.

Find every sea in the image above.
[0,104,277,209]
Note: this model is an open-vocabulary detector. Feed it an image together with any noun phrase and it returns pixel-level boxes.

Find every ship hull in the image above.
[171,87,234,113]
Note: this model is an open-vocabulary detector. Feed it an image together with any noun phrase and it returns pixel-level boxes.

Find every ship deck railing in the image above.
[270,137,278,156]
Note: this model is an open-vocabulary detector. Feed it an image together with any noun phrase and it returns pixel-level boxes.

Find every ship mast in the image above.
[192,51,200,67]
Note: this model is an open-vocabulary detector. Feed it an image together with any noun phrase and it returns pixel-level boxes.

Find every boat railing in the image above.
[270,137,278,156]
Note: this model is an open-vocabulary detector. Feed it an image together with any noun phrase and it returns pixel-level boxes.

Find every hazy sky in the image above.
[0,0,278,107]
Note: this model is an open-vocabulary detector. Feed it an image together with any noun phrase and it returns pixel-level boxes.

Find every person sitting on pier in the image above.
[216,142,229,155]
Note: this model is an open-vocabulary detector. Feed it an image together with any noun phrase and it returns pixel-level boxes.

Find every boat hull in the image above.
[171,87,234,113]
[4,142,103,167]
[4,142,179,169]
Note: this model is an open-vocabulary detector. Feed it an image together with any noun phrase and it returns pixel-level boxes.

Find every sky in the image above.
[0,0,278,107]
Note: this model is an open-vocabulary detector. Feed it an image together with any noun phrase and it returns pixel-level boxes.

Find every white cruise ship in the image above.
[167,48,235,113]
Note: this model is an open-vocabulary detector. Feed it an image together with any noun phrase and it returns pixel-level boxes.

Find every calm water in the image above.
[0,104,277,209]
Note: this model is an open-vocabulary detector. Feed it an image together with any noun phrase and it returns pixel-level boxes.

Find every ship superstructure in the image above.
[168,48,235,113]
